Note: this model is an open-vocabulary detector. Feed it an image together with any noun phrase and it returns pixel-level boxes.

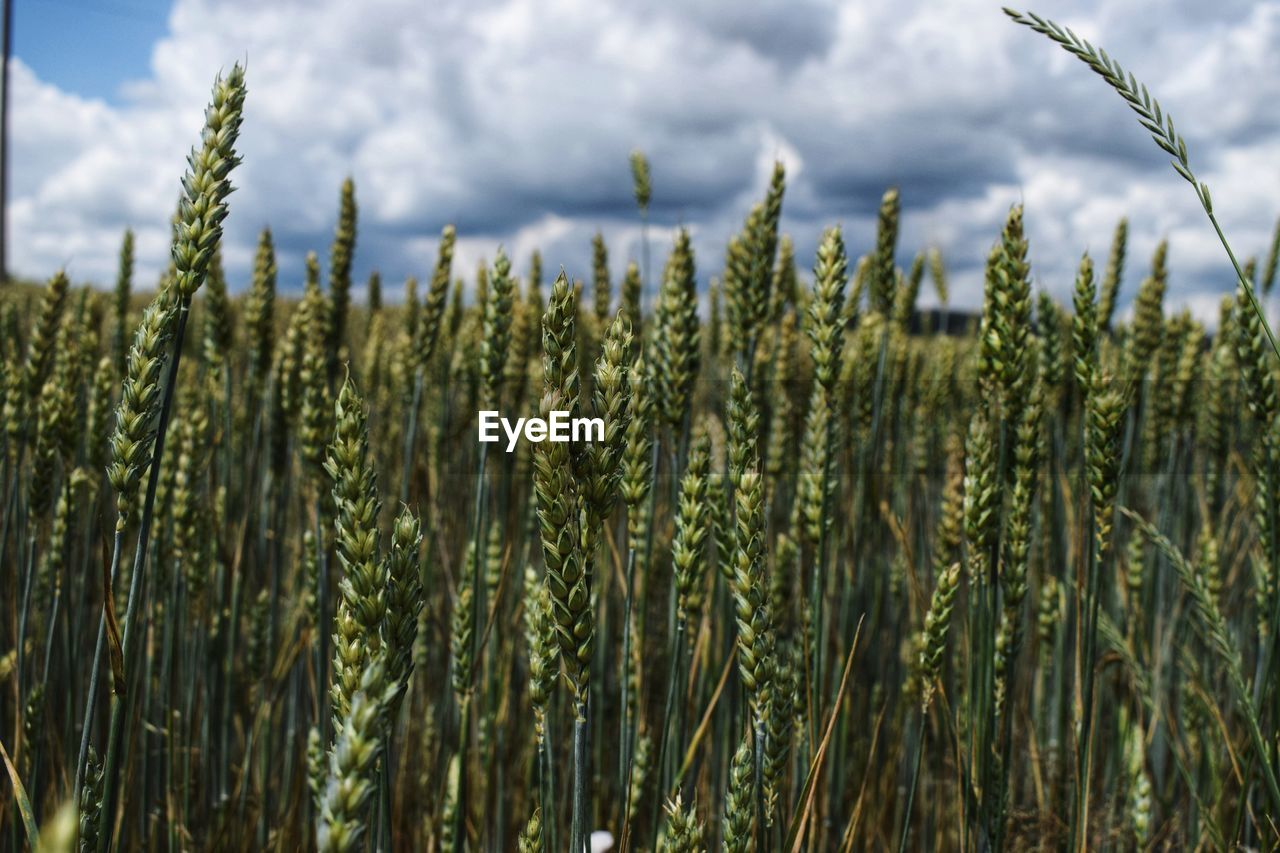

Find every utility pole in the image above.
[0,0,11,283]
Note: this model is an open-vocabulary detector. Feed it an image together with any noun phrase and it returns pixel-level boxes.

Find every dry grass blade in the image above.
[785,615,864,853]
[99,535,125,697]
[0,734,38,846]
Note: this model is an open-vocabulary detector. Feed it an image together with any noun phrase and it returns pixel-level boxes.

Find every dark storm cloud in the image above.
[672,0,838,67]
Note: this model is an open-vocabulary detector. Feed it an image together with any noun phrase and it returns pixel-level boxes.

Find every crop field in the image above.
[0,8,1279,852]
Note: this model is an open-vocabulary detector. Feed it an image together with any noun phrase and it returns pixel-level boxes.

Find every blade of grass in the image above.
[784,615,863,853]
[0,734,38,847]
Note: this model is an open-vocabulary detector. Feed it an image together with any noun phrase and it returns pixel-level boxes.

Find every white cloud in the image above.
[8,0,1280,327]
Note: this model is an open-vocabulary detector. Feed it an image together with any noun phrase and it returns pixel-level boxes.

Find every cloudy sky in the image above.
[10,0,1280,321]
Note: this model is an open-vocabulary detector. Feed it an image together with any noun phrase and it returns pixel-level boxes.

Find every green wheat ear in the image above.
[112,230,134,371]
[517,808,543,853]
[328,177,358,360]
[1121,507,1280,812]
[325,374,387,724]
[722,728,755,853]
[630,150,652,211]
[1006,7,1280,362]
[919,562,962,710]
[246,228,277,392]
[172,64,246,301]
[661,793,705,852]
[107,301,175,530]
[78,747,104,852]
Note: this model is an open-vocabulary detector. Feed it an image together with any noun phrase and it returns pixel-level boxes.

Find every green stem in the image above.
[619,545,638,809]
[898,710,926,853]
[73,528,125,847]
[1205,208,1280,363]
[97,298,192,853]
[452,695,471,853]
[754,722,768,853]
[653,623,686,842]
[543,724,557,853]
[571,700,590,853]
[400,368,425,505]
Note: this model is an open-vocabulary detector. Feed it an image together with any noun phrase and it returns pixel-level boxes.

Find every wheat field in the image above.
[0,10,1278,852]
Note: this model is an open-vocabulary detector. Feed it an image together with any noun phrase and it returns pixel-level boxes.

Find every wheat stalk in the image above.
[1006,7,1280,363]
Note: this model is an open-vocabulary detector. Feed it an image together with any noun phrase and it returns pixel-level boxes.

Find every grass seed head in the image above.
[592,232,612,323]
[325,375,386,722]
[1071,252,1099,394]
[172,65,246,300]
[328,177,358,358]
[870,187,901,316]
[673,431,712,629]
[247,227,278,389]
[1098,217,1128,331]
[113,231,134,371]
[722,729,755,853]
[919,562,962,710]
[480,247,516,407]
[653,229,699,428]
[661,793,705,853]
[630,150,652,211]
[107,299,175,530]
